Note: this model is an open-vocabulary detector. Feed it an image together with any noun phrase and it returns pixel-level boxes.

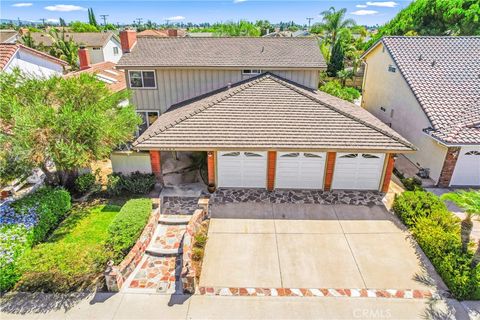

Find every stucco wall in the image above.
[361,44,447,182]
[111,151,152,175]
[5,50,64,77]
[128,68,320,114]
[88,47,104,65]
[102,38,122,63]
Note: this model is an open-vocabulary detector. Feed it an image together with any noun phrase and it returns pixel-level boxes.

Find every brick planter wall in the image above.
[438,147,460,188]
[181,199,209,293]
[104,204,161,292]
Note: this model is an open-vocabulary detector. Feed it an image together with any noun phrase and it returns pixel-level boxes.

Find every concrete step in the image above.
[158,214,191,225]
[146,246,182,257]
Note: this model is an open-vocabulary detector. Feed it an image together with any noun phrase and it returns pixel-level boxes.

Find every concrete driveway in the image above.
[200,203,446,292]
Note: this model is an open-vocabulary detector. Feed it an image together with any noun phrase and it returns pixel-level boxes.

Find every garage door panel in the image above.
[450,147,480,186]
[332,153,385,190]
[276,152,325,189]
[217,151,267,188]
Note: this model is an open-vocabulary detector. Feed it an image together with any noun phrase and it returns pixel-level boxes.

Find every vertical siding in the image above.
[131,68,320,113]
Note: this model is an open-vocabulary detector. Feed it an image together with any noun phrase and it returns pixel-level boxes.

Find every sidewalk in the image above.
[1,292,479,320]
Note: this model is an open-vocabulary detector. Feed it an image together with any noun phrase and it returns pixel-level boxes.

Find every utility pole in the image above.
[40,18,46,27]
[306,17,313,29]
[135,18,143,26]
[100,14,109,26]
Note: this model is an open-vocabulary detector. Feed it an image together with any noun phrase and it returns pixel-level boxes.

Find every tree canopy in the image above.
[0,71,140,186]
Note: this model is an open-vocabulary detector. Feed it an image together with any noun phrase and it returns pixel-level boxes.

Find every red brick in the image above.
[324,152,336,191]
[207,151,215,186]
[381,154,395,192]
[267,151,276,191]
[438,147,460,187]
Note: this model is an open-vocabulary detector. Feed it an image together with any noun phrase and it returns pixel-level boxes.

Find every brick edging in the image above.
[198,287,439,299]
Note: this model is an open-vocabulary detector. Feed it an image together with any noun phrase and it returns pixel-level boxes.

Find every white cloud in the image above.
[356,4,368,8]
[44,4,87,12]
[233,0,247,3]
[47,18,60,23]
[166,16,185,21]
[351,9,379,15]
[12,2,33,7]
[366,1,398,7]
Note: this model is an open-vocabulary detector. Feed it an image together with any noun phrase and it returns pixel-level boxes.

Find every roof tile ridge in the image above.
[267,74,415,150]
[134,74,269,145]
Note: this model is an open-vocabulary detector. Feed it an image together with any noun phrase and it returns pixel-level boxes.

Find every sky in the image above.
[1,0,412,26]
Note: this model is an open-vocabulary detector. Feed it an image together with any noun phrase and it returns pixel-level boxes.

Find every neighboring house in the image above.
[0,30,18,43]
[113,30,414,192]
[67,47,126,93]
[0,43,67,77]
[28,31,122,64]
[361,36,480,187]
[137,29,184,38]
[263,29,311,37]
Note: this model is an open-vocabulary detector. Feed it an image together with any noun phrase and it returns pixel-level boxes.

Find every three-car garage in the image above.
[216,150,389,191]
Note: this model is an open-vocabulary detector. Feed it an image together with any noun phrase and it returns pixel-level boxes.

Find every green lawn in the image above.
[15,204,121,292]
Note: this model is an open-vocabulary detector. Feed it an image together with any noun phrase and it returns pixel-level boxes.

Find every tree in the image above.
[59,17,66,27]
[336,69,354,87]
[48,30,79,69]
[21,32,36,49]
[70,21,99,32]
[441,190,480,265]
[317,7,356,54]
[88,8,98,28]
[327,40,344,77]
[0,70,140,188]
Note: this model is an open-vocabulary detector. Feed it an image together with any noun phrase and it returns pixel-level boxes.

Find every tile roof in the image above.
[0,43,68,70]
[0,30,18,43]
[28,32,117,47]
[133,73,414,152]
[66,61,126,92]
[379,36,480,144]
[137,29,169,37]
[117,37,326,69]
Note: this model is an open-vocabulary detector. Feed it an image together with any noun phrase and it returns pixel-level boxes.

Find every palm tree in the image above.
[318,7,356,54]
[49,30,79,70]
[337,69,354,87]
[441,190,480,265]
[21,32,36,49]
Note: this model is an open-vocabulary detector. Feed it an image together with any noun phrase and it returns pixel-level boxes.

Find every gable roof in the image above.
[0,43,68,70]
[363,36,480,145]
[66,61,126,92]
[0,30,18,43]
[28,32,118,48]
[117,37,326,69]
[134,73,414,152]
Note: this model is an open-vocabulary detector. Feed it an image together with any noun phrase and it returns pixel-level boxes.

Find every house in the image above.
[137,29,184,38]
[0,43,67,77]
[0,30,18,43]
[361,36,480,187]
[67,47,126,93]
[263,29,311,38]
[114,30,415,192]
[28,31,122,64]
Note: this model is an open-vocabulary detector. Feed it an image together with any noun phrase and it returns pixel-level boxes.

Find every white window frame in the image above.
[128,70,157,89]
[136,110,160,136]
[92,47,102,50]
[242,69,262,75]
[113,46,119,55]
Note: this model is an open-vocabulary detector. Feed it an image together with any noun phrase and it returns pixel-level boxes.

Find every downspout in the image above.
[360,60,368,108]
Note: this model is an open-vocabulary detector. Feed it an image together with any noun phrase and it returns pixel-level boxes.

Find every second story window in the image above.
[242,69,262,75]
[92,47,101,50]
[113,47,119,55]
[129,70,156,88]
[137,110,159,135]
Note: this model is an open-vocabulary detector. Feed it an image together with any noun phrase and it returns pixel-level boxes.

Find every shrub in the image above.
[193,233,207,249]
[106,199,152,262]
[121,172,156,194]
[319,80,360,102]
[401,177,423,191]
[106,172,156,196]
[192,247,204,261]
[75,173,96,194]
[392,191,448,228]
[0,225,31,292]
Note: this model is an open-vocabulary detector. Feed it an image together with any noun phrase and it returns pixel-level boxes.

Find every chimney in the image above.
[120,29,137,53]
[19,28,29,35]
[167,29,177,37]
[78,46,90,70]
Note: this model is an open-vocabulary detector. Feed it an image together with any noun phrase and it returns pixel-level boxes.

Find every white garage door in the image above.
[217,151,267,188]
[276,152,326,189]
[450,147,480,186]
[332,153,385,190]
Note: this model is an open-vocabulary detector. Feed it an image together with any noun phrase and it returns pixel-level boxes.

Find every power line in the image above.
[306,17,314,29]
[100,14,109,26]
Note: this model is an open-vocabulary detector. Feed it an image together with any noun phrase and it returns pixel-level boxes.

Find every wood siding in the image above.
[129,68,320,113]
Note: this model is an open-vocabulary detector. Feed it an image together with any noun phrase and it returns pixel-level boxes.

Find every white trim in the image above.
[128,70,157,89]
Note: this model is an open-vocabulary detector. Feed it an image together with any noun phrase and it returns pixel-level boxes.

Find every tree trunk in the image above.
[40,163,58,186]
[472,240,480,268]
[461,215,473,253]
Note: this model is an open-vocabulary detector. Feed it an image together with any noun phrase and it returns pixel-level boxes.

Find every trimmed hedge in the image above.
[393,191,479,300]
[106,198,152,262]
[106,172,156,196]
[0,187,71,292]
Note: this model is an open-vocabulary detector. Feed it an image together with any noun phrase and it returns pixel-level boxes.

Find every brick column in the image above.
[149,150,163,183]
[438,147,460,187]
[267,151,277,191]
[324,152,336,191]
[207,151,215,186]
[381,154,395,192]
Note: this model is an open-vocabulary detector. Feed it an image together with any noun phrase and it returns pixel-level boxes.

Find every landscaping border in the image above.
[104,201,160,292]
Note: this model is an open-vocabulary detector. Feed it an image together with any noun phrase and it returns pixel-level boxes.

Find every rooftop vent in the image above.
[431,60,436,67]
